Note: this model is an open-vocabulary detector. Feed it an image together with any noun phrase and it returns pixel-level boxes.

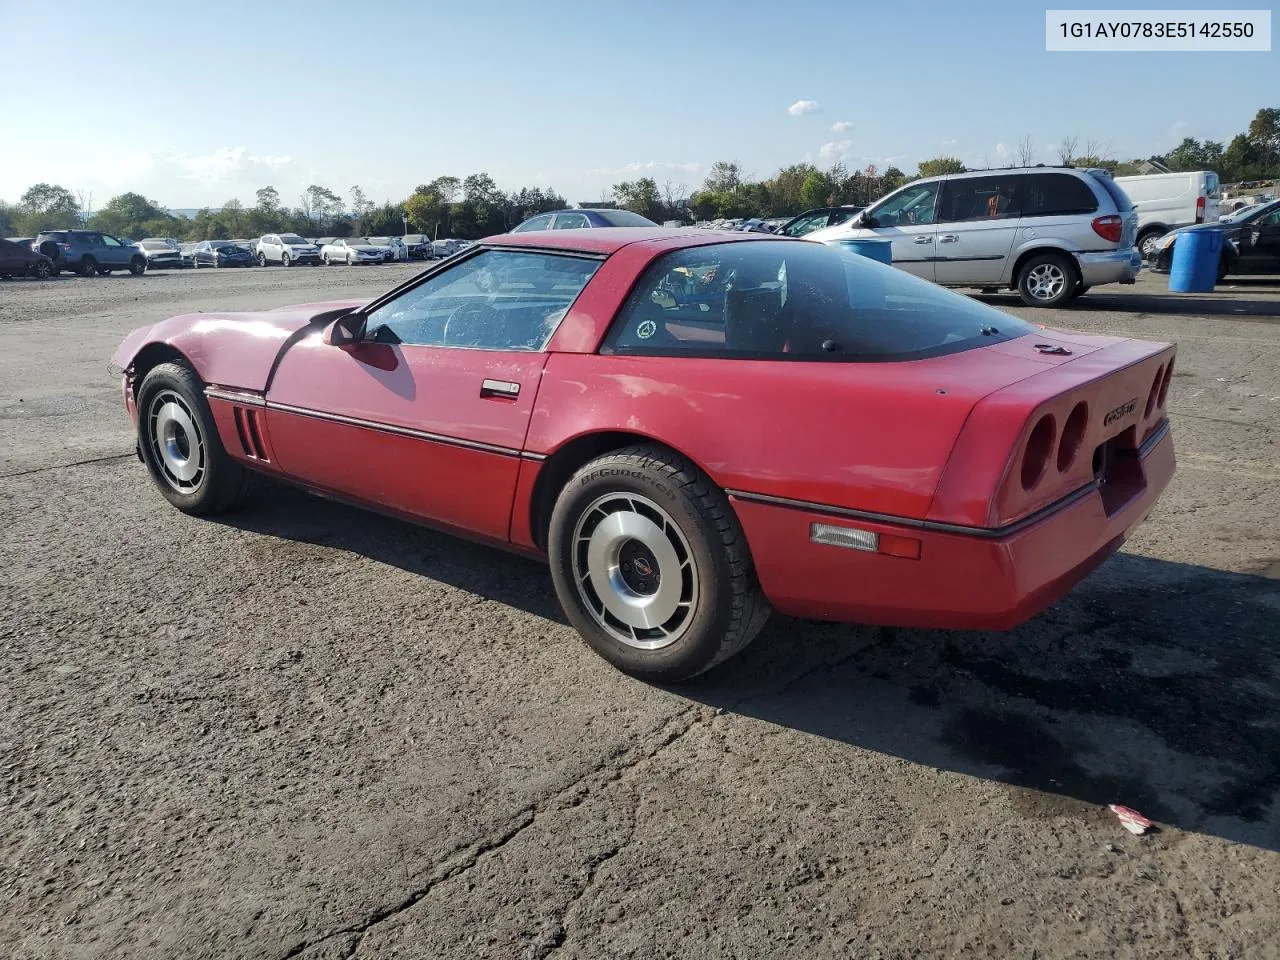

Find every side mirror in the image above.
[324,312,367,346]
[855,211,874,228]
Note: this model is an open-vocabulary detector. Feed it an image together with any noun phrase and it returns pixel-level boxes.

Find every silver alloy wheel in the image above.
[147,390,206,492]
[1139,233,1159,257]
[282,252,291,267]
[1026,262,1066,301]
[571,492,698,650]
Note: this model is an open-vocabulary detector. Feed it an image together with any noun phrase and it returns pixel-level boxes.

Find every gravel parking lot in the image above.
[3,265,1280,959]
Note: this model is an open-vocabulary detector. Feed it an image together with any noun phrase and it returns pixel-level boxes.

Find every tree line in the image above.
[3,107,1275,242]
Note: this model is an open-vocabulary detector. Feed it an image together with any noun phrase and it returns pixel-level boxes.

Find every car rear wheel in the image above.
[1016,253,1075,307]
[1137,228,1163,259]
[79,256,97,277]
[548,443,770,682]
[129,256,146,276]
[136,361,250,515]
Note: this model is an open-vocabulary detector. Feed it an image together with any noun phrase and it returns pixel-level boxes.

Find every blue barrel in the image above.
[838,238,893,264]
[1169,229,1222,293]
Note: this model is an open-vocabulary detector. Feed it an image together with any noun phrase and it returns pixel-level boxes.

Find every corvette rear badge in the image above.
[1103,398,1138,426]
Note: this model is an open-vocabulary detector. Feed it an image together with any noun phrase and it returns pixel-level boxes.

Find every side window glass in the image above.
[868,183,939,226]
[516,214,554,232]
[1023,174,1098,217]
[101,235,121,247]
[552,213,588,229]
[783,213,827,237]
[938,176,1021,222]
[365,250,601,351]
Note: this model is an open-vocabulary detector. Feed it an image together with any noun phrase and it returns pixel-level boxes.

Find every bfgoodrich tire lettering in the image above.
[548,443,770,682]
[136,361,250,515]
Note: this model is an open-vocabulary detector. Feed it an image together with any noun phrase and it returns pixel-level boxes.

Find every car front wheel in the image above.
[34,260,52,279]
[548,444,770,682]
[281,252,291,267]
[257,252,267,267]
[79,256,97,277]
[1137,228,1163,259]
[1016,252,1076,307]
[136,361,250,515]
[129,256,147,276]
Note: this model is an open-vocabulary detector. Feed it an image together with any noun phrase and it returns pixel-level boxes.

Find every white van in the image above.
[1114,171,1221,257]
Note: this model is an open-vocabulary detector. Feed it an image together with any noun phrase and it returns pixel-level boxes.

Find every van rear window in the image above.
[1092,174,1134,212]
[1022,173,1099,217]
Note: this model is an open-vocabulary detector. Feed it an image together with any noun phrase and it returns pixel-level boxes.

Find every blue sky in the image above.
[1,0,1274,210]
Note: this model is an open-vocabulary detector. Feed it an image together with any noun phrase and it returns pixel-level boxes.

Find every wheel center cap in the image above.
[618,540,660,595]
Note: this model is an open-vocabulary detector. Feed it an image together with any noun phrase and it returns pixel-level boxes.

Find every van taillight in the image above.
[1091,215,1123,243]
[1196,196,1205,223]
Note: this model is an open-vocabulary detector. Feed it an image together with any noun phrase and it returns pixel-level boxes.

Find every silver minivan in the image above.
[806,167,1140,306]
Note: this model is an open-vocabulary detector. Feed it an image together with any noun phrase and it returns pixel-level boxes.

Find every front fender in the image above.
[110,300,366,392]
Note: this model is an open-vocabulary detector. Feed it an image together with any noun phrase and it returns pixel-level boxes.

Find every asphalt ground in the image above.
[2,263,1279,959]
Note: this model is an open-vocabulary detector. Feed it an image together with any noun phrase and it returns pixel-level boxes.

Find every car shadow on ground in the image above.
[221,483,1280,851]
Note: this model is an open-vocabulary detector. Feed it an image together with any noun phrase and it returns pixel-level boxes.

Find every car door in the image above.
[263,247,604,541]
[861,181,941,280]
[932,174,1023,286]
[99,234,131,267]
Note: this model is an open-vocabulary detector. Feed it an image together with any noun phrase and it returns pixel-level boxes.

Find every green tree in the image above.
[303,185,343,231]
[1246,107,1280,167]
[799,170,835,209]
[0,203,15,236]
[612,177,663,220]
[90,192,174,239]
[16,183,81,232]
[767,164,820,215]
[1223,134,1263,182]
[255,186,281,213]
[219,199,245,237]
[349,185,375,233]
[916,157,965,178]
[703,161,742,194]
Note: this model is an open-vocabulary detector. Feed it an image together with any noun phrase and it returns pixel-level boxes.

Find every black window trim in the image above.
[356,244,608,350]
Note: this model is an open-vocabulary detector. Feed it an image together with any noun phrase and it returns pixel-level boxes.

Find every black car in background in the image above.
[0,237,56,279]
[1147,199,1280,280]
[191,240,257,268]
[776,205,864,237]
[401,234,434,259]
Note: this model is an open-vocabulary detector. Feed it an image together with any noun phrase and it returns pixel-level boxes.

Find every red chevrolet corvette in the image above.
[111,228,1175,680]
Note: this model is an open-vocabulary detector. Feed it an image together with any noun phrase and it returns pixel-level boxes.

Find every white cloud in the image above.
[831,120,854,133]
[788,99,821,116]
[995,142,1011,159]
[818,140,853,163]
[585,160,702,177]
[941,138,958,149]
[165,147,293,184]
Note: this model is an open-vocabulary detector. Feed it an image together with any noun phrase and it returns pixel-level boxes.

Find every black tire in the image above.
[1016,252,1076,307]
[136,361,250,515]
[96,266,113,276]
[128,256,147,276]
[79,256,97,277]
[1136,228,1164,260]
[547,443,770,682]
[322,253,330,265]
[34,260,52,280]
[1070,284,1090,300]
[281,252,291,267]
[257,252,267,267]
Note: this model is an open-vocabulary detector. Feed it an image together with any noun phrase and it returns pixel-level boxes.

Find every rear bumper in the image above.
[731,425,1174,630]
[1076,248,1141,286]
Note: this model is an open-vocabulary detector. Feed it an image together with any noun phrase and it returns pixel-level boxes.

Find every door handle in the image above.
[938,234,959,243]
[480,379,520,399]
[913,236,932,244]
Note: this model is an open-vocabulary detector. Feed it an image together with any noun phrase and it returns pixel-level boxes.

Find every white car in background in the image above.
[368,236,408,262]
[432,238,460,259]
[319,237,388,265]
[255,233,322,266]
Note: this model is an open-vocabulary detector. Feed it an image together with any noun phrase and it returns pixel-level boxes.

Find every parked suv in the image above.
[35,229,149,277]
[0,237,56,279]
[254,233,322,267]
[806,167,1140,306]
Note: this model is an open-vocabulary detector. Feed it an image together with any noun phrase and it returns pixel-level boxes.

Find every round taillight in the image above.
[1157,358,1174,408]
[1145,364,1164,418]
[1021,414,1056,491]
[1057,402,1088,472]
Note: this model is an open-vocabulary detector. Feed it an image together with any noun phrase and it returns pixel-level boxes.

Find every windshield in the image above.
[280,234,307,245]
[141,242,171,250]
[868,182,938,226]
[603,240,1034,362]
